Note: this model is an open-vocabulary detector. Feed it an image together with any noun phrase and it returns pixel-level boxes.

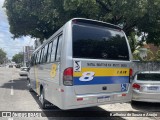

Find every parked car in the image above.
[9,65,13,68]
[132,71,160,103]
[15,64,21,68]
[19,67,29,76]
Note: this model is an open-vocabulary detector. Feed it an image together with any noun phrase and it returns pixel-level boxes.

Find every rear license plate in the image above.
[97,96,110,102]
[147,86,159,91]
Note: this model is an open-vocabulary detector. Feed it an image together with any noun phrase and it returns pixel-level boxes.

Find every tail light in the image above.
[72,19,77,24]
[132,83,140,90]
[129,68,133,83]
[63,67,73,86]
[129,68,133,76]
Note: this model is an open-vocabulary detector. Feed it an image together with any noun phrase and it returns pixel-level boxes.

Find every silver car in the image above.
[19,67,29,76]
[132,71,160,102]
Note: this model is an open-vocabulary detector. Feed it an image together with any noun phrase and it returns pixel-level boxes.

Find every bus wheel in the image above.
[39,89,48,109]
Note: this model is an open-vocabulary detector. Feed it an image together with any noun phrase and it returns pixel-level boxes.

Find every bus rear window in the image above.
[137,73,160,81]
[72,24,129,60]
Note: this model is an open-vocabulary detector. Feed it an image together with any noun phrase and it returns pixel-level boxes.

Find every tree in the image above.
[12,53,23,64]
[0,48,6,64]
[3,0,64,42]
[3,0,160,46]
[64,0,160,51]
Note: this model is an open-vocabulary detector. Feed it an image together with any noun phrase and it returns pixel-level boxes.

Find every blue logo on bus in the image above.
[121,84,127,91]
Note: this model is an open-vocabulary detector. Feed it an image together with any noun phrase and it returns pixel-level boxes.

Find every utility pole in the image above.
[23,46,26,67]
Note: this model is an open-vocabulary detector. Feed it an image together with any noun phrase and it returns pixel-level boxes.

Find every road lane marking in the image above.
[11,86,14,95]
[10,68,14,96]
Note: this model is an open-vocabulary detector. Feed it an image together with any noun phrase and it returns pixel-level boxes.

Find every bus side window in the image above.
[50,38,58,62]
[56,35,62,61]
[34,54,36,65]
[47,42,53,63]
[38,51,41,64]
[42,44,48,63]
[38,50,42,64]
[36,51,40,65]
[32,55,35,66]
[30,56,33,66]
[40,48,44,64]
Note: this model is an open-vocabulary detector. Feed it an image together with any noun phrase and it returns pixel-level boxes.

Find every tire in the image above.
[39,89,48,109]
[29,87,34,92]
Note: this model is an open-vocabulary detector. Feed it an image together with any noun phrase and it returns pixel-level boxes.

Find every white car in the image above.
[132,71,160,103]
[19,67,29,76]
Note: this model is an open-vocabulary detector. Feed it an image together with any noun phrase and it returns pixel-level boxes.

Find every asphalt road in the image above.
[0,67,159,120]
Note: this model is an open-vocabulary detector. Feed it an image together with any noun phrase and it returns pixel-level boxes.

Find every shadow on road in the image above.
[131,101,160,111]
[30,91,125,120]
[0,78,28,90]
[0,77,125,119]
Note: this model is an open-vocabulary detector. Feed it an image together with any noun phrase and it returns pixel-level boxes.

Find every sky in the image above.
[0,0,35,59]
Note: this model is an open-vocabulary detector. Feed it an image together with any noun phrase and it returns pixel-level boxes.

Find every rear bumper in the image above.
[19,72,28,76]
[132,90,160,103]
[63,99,131,110]
[60,92,132,110]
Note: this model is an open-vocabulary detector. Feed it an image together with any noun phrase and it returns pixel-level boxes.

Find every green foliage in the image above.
[3,0,160,46]
[127,32,139,52]
[12,53,23,64]
[0,49,6,64]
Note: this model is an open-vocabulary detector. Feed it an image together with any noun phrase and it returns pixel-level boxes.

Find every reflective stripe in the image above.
[74,76,129,85]
[74,68,129,77]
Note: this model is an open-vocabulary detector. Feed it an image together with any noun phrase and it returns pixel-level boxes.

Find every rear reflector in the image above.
[132,83,140,90]
[56,88,64,92]
[59,89,64,92]
[63,67,73,86]
[77,98,83,101]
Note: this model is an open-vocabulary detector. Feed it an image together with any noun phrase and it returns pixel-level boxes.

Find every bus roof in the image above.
[32,18,122,54]
[71,18,122,30]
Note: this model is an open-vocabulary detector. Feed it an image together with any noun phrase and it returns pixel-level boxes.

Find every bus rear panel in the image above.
[60,19,132,109]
